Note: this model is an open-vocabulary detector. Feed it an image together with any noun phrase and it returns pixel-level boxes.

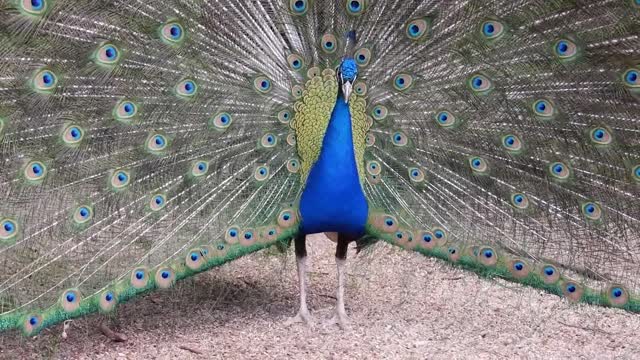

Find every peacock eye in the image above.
[632,165,640,182]
[289,0,309,15]
[354,81,367,96]
[0,218,18,241]
[371,105,388,121]
[468,74,493,94]
[260,133,278,148]
[511,193,530,209]
[20,0,48,16]
[160,21,185,44]
[210,112,233,131]
[146,133,169,153]
[254,165,270,181]
[62,125,85,145]
[32,68,57,93]
[253,75,272,93]
[346,0,367,15]
[392,73,413,92]
[480,20,505,40]
[73,206,93,224]
[548,161,570,180]
[287,54,304,71]
[622,68,639,88]
[366,160,381,176]
[176,79,197,98]
[95,43,121,66]
[532,98,556,119]
[287,158,300,173]
[277,109,291,124]
[469,156,488,173]
[354,47,371,67]
[113,100,138,123]
[408,167,425,183]
[501,134,523,152]
[150,194,166,211]
[391,131,408,146]
[581,202,602,221]
[191,161,208,177]
[405,17,431,41]
[553,38,579,61]
[110,169,131,190]
[589,127,612,145]
[321,33,337,53]
[435,110,457,128]
[24,160,47,182]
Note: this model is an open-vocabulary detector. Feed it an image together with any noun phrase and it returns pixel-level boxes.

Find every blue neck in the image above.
[299,93,369,236]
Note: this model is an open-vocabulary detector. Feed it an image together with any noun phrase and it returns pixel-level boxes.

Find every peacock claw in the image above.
[284,311,314,327]
[324,310,350,330]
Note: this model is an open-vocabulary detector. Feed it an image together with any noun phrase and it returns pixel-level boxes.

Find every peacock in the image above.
[0,0,639,336]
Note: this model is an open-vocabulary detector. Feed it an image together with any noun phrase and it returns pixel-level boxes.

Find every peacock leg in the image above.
[325,233,352,329]
[285,233,313,326]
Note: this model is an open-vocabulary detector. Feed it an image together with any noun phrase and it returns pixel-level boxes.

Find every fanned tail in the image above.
[1,0,639,337]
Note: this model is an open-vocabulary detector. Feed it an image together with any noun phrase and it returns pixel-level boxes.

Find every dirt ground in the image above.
[1,233,638,359]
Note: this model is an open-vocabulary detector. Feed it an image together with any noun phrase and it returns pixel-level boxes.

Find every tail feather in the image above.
[0,0,640,336]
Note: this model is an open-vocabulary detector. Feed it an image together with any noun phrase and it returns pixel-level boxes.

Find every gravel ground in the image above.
[1,233,638,359]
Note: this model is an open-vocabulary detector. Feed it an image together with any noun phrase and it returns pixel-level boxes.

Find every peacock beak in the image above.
[342,81,353,103]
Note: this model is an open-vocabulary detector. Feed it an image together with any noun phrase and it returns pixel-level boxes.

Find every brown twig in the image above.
[178,345,204,355]
[442,276,463,281]
[556,321,615,336]
[99,324,128,342]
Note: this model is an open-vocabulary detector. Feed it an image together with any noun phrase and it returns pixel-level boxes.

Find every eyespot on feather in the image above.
[113,100,139,124]
[110,169,131,190]
[480,19,506,41]
[20,0,48,16]
[0,218,19,242]
[159,20,185,45]
[508,259,530,279]
[392,73,413,92]
[540,264,560,284]
[149,193,167,212]
[477,247,498,267]
[225,226,241,244]
[240,229,257,247]
[61,124,85,146]
[354,47,372,67]
[345,0,367,15]
[289,0,310,15]
[99,290,117,312]
[32,68,58,94]
[93,42,121,67]
[24,160,47,183]
[468,74,493,95]
[130,267,149,289]
[405,17,431,41]
[606,285,629,307]
[254,165,270,181]
[191,160,209,178]
[175,79,198,98]
[210,112,232,131]
[60,289,81,312]
[73,205,94,225]
[548,161,571,181]
[277,209,297,228]
[561,280,584,302]
[320,33,338,54]
[155,267,176,289]
[186,249,205,271]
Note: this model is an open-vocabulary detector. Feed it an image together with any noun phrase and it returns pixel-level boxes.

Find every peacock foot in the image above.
[284,310,314,327]
[324,309,350,330]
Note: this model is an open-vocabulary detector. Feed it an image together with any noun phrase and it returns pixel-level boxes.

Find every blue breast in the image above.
[299,94,369,236]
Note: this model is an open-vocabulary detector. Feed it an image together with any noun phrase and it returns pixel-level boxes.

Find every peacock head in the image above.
[338,58,358,103]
